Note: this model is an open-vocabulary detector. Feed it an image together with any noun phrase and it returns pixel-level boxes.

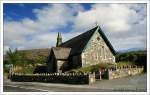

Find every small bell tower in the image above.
[56,32,62,47]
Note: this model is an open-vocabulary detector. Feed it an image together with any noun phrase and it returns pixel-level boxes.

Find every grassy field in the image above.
[13,66,36,74]
[116,61,134,67]
[68,63,116,73]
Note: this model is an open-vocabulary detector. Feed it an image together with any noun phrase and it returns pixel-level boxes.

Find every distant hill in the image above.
[117,48,146,54]
[116,50,147,61]
[4,48,51,64]
[116,50,147,72]
[18,48,51,60]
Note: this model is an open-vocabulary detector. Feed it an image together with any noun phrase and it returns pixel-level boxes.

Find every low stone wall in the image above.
[107,66,144,80]
[9,73,95,84]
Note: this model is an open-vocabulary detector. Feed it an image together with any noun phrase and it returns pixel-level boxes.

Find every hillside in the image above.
[116,50,147,71]
[18,48,51,61]
[4,48,51,65]
[116,50,147,62]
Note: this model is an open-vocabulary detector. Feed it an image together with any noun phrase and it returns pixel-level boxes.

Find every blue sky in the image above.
[3,3,147,53]
[4,3,92,21]
[4,3,49,21]
[3,3,93,33]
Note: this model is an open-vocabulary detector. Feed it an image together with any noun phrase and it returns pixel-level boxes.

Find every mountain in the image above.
[117,48,146,54]
[4,48,51,63]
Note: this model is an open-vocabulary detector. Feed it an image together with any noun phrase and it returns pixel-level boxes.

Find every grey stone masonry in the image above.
[82,31,115,67]
[107,66,144,80]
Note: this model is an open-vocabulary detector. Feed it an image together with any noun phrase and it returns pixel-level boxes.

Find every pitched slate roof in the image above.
[52,47,71,60]
[61,26,116,56]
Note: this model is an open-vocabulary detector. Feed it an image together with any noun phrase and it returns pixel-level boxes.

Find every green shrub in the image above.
[116,51,147,72]
[4,48,47,67]
[14,66,36,74]
[68,63,115,73]
[116,61,133,67]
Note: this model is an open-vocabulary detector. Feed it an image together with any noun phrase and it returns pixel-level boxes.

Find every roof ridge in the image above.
[98,26,116,55]
[61,26,99,55]
[82,26,100,52]
[61,26,98,46]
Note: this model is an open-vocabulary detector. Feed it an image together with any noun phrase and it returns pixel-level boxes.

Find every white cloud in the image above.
[73,4,146,33]
[3,3,147,53]
[111,35,146,51]
[71,4,146,51]
[4,4,83,51]
[31,4,84,32]
[3,46,10,54]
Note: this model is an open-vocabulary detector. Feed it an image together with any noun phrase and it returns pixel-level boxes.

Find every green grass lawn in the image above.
[13,66,36,74]
[68,61,139,73]
[68,63,116,73]
[16,67,35,74]
[116,61,133,67]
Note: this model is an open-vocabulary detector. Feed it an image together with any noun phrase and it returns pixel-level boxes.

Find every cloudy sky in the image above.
[3,3,147,53]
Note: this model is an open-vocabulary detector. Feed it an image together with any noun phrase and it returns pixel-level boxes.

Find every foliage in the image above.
[33,65,48,74]
[4,48,47,66]
[116,51,146,62]
[4,48,48,74]
[4,48,28,66]
[116,61,134,67]
[14,66,36,74]
[116,50,147,71]
[68,63,115,73]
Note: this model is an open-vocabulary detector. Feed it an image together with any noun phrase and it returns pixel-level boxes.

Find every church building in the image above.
[47,25,116,73]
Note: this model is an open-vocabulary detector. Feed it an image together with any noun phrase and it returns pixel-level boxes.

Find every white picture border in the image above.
[0,0,149,95]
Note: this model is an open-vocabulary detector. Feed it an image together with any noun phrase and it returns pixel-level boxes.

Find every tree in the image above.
[5,48,17,65]
[5,48,28,66]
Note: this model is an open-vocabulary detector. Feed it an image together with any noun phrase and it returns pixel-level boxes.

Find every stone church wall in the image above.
[82,31,115,67]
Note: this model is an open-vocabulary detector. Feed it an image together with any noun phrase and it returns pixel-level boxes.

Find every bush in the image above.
[68,63,115,73]
[4,48,47,67]
[33,65,48,74]
[116,61,133,67]
[116,51,147,72]
[4,48,29,66]
[14,66,36,74]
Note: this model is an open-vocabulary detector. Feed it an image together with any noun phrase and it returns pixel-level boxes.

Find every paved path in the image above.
[3,73,147,92]
[3,86,47,92]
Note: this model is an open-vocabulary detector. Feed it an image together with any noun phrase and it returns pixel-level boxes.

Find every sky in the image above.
[3,3,147,53]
